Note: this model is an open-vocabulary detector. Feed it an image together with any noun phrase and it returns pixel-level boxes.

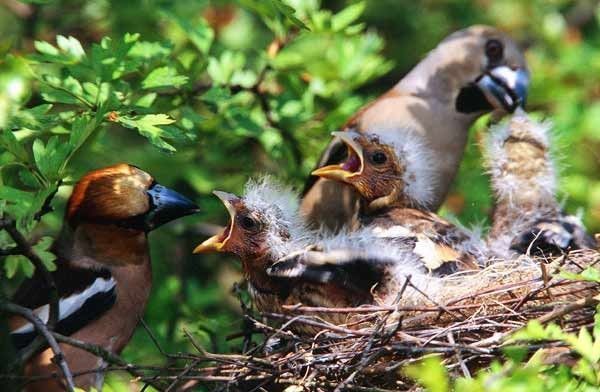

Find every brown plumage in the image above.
[10,163,199,391]
[302,25,529,231]
[311,131,485,275]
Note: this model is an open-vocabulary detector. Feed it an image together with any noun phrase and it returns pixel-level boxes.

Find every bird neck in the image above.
[56,222,150,270]
[362,187,412,216]
[241,252,287,297]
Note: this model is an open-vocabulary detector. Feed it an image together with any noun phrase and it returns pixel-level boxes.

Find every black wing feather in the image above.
[10,261,115,351]
[11,285,116,350]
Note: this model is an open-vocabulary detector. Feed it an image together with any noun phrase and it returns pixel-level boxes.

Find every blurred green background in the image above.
[1,0,600,389]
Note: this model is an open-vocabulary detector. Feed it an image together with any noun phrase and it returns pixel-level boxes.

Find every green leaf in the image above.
[207,51,246,85]
[200,87,231,104]
[34,41,59,57]
[89,34,141,81]
[561,267,600,283]
[142,66,189,89]
[0,129,28,161]
[404,356,449,392]
[32,136,73,181]
[164,12,214,55]
[4,255,34,278]
[68,115,95,151]
[0,185,35,206]
[33,36,85,63]
[331,1,365,31]
[40,75,90,107]
[33,236,57,272]
[8,104,55,131]
[129,41,172,59]
[117,114,177,152]
[56,35,85,60]
[135,93,157,108]
[18,169,41,189]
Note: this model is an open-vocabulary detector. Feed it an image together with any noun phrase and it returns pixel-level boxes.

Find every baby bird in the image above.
[193,181,368,315]
[484,111,596,257]
[302,25,529,231]
[193,179,427,327]
[311,130,486,275]
[9,164,199,392]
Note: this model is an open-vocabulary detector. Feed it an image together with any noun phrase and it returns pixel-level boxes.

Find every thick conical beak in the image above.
[192,191,238,254]
[311,131,364,183]
[145,183,200,231]
[476,66,529,112]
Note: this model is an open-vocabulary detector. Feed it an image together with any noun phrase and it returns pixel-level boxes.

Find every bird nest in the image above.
[143,250,600,391]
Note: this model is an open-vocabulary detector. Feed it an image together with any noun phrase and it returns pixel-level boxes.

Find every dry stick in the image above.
[335,276,414,391]
[405,279,464,320]
[51,332,165,391]
[1,302,75,392]
[165,360,200,392]
[264,313,372,336]
[140,318,170,357]
[536,297,599,325]
[8,364,185,385]
[447,332,470,378]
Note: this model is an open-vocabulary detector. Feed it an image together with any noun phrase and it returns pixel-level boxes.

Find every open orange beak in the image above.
[193,191,239,254]
[311,131,364,183]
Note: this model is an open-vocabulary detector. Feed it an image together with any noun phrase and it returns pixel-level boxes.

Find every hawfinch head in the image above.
[67,163,199,232]
[311,131,436,209]
[416,25,529,114]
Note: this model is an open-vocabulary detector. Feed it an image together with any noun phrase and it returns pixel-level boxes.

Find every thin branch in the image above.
[0,246,19,256]
[51,333,166,391]
[1,218,60,372]
[0,218,59,331]
[1,301,75,392]
[33,180,61,221]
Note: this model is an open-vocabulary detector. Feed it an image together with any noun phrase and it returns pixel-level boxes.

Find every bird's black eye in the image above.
[485,39,504,63]
[370,151,387,165]
[240,216,258,230]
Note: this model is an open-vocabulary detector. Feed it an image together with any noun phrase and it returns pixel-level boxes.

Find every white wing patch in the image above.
[371,225,413,238]
[12,277,116,335]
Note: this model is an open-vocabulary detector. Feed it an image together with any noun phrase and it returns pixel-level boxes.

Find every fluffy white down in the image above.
[374,130,439,208]
[484,110,557,206]
[242,176,313,258]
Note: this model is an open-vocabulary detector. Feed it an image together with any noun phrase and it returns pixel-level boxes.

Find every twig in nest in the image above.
[447,332,470,378]
[537,296,599,325]
[406,279,465,320]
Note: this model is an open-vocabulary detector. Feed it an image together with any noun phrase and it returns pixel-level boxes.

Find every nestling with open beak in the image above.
[312,131,486,275]
[302,25,529,232]
[484,110,596,257]
[9,164,199,392]
[193,179,431,329]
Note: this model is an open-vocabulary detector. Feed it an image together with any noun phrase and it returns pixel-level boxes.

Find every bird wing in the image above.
[510,215,597,256]
[10,263,117,350]
[268,248,385,294]
[370,209,480,275]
